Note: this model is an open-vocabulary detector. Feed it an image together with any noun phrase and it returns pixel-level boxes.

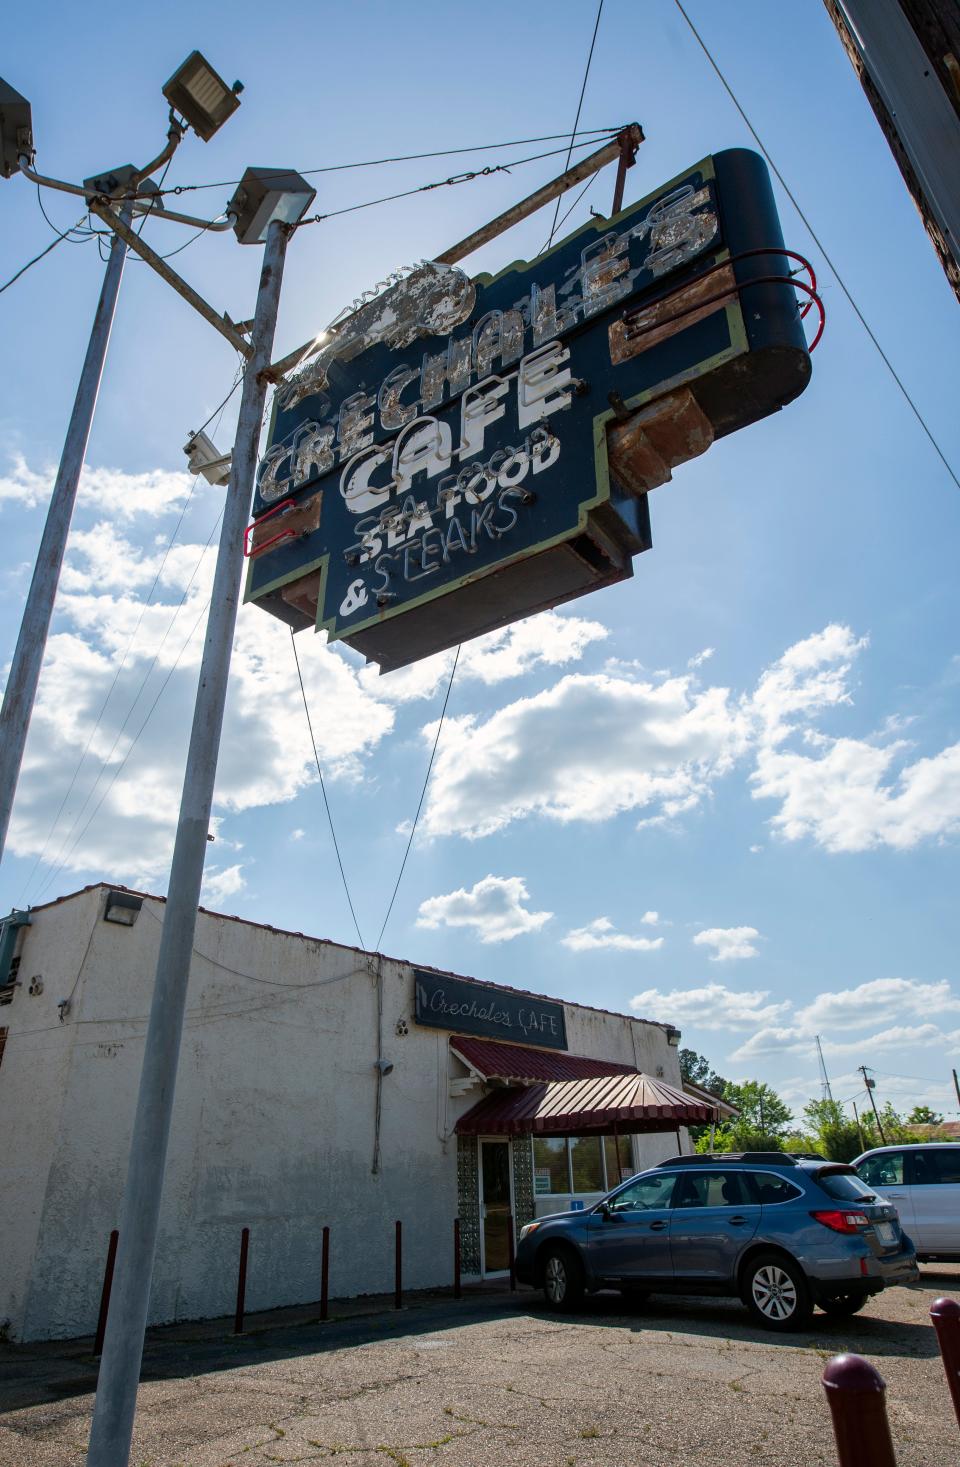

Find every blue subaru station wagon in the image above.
[514,1152,918,1330]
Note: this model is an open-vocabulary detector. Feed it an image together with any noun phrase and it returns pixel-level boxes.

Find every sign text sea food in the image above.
[246,150,809,666]
[414,970,568,1050]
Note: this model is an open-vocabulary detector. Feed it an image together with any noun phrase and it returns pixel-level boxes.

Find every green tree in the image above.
[803,1098,872,1162]
[678,1047,728,1098]
[907,1105,943,1126]
[722,1080,793,1150]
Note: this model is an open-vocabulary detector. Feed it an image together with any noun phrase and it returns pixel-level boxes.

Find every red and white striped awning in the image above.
[449,1034,635,1085]
[455,1071,715,1137]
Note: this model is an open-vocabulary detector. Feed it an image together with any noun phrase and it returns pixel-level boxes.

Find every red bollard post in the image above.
[320,1225,330,1322]
[821,1354,898,1467]
[453,1217,462,1300]
[395,1220,402,1309]
[507,1213,516,1292]
[93,1229,119,1357]
[234,1226,250,1335]
[931,1297,960,1431]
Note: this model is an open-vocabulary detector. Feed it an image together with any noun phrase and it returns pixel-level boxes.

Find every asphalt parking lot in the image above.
[2,1266,958,1467]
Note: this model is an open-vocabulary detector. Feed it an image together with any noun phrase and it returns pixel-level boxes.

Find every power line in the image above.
[35,186,96,245]
[155,128,621,196]
[0,211,91,296]
[375,646,460,951]
[289,628,367,953]
[545,1,605,251]
[539,172,601,256]
[673,0,960,496]
[293,137,606,231]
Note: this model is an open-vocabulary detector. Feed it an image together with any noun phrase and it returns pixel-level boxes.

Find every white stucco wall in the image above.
[0,886,680,1341]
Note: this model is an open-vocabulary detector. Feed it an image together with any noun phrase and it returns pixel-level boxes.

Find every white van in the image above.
[853,1144,960,1262]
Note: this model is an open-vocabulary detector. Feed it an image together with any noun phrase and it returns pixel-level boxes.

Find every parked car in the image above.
[852,1144,960,1262]
[514,1152,918,1331]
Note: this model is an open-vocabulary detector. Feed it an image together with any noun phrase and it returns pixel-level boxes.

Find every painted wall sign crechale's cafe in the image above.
[245,149,813,671]
[413,969,568,1050]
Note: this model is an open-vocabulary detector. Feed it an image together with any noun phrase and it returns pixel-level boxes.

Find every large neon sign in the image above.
[245,149,816,672]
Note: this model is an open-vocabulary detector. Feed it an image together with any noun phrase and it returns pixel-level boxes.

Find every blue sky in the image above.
[2,0,958,1124]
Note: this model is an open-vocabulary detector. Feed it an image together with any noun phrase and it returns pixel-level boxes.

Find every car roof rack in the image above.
[656,1152,797,1167]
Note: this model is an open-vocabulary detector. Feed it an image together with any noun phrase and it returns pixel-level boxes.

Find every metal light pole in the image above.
[0,200,132,860]
[85,218,288,1467]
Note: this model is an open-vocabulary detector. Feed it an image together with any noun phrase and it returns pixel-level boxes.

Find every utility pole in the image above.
[85,218,290,1467]
[953,1068,960,1109]
[852,1099,866,1152]
[822,0,960,302]
[816,1035,834,1103]
[0,200,133,860]
[860,1065,887,1144]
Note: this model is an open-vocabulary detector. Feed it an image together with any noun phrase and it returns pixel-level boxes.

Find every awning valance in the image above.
[450,1035,635,1085]
[455,1072,715,1137]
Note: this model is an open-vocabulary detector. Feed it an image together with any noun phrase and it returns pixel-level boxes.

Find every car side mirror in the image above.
[597,1200,613,1219]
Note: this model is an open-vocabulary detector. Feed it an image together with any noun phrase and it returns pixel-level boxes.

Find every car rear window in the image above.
[748,1173,803,1205]
[815,1169,879,1201]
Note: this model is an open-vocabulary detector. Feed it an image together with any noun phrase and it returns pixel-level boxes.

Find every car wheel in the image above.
[743,1252,812,1331]
[541,1246,584,1310]
[820,1292,868,1318]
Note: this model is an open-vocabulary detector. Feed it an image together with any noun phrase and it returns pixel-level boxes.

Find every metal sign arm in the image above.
[88,199,253,357]
[266,124,643,383]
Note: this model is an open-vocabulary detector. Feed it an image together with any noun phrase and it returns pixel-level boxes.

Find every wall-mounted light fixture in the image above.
[103,891,143,927]
[226,167,316,245]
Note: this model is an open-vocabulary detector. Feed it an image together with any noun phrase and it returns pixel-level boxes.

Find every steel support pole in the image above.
[0,203,132,864]
[85,218,289,1467]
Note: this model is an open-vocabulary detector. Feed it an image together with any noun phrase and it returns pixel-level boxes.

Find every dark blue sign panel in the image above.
[414,969,568,1050]
[245,149,810,670]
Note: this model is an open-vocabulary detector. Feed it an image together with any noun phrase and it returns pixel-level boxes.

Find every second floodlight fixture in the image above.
[227,167,316,245]
[162,51,242,142]
[0,77,33,178]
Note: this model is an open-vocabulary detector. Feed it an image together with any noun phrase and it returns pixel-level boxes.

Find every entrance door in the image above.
[480,1139,513,1275]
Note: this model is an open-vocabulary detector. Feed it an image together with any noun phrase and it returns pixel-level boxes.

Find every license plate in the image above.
[876,1221,897,1245]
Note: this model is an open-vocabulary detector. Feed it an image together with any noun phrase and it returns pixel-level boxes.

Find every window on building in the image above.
[533,1137,569,1195]
[532,1134,636,1194]
[570,1136,604,1193]
[603,1134,633,1186]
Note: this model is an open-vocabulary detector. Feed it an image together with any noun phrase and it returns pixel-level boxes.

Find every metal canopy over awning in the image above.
[449,1035,635,1085]
[455,1072,715,1137]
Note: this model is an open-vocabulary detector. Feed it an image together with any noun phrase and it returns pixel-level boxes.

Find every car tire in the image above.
[742,1252,812,1331]
[541,1246,584,1310]
[820,1292,868,1318]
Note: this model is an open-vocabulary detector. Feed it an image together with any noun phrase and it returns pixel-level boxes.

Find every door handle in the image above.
[728,1215,747,1226]
[649,1220,667,1232]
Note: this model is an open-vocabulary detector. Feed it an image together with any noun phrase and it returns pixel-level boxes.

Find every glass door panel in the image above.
[480,1139,512,1273]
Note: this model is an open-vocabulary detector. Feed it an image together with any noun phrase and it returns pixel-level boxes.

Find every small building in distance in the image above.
[0,884,704,1342]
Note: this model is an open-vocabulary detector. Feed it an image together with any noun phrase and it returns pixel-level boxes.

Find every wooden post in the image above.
[234,1227,250,1335]
[320,1225,330,1322]
[931,1298,960,1431]
[93,1230,119,1357]
[507,1214,516,1292]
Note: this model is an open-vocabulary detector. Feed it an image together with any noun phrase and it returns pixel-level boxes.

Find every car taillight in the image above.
[811,1209,869,1234]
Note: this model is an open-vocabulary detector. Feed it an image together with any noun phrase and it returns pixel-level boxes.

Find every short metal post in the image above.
[931,1297,960,1430]
[394,1220,402,1309]
[821,1354,898,1467]
[93,1231,120,1357]
[507,1214,516,1292]
[453,1218,462,1299]
[234,1227,249,1335]
[85,219,290,1467]
[320,1225,330,1322]
[0,202,132,865]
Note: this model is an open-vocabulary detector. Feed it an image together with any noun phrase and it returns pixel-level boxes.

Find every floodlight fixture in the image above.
[0,77,33,179]
[162,51,241,142]
[184,429,232,486]
[227,166,316,245]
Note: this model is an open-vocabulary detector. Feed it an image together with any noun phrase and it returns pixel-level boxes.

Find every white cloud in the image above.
[362,609,608,703]
[561,917,664,953]
[687,647,715,669]
[693,926,761,962]
[202,864,246,906]
[794,978,960,1036]
[416,874,552,944]
[731,1022,947,1064]
[641,910,660,926]
[749,624,867,745]
[630,982,789,1029]
[420,671,749,839]
[751,736,960,853]
[290,828,305,842]
[0,453,198,520]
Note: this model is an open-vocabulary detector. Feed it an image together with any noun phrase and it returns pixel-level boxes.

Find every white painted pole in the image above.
[0,202,132,863]
[85,218,289,1467]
